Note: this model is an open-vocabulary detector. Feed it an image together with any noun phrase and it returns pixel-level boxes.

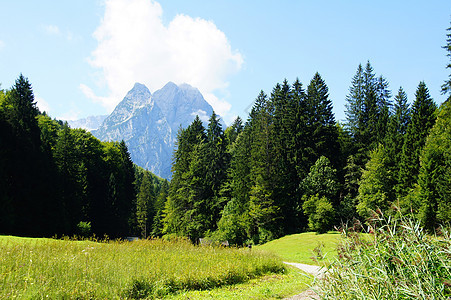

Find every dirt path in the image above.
[283,262,325,300]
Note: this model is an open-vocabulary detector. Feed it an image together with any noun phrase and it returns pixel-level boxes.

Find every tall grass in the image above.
[318,213,451,299]
[0,236,284,299]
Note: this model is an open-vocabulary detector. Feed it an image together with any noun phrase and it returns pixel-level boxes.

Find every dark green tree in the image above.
[356,145,392,219]
[301,156,339,233]
[136,172,155,238]
[442,21,451,97]
[384,87,410,192]
[398,82,437,197]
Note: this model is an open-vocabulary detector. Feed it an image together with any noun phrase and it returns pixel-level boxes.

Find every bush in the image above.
[76,221,91,238]
[303,194,335,233]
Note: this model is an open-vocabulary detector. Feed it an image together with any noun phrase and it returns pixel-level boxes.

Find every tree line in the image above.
[2,24,450,243]
[162,24,451,244]
[0,75,168,238]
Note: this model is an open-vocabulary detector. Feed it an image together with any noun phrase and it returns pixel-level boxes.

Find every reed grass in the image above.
[318,213,451,299]
[0,236,284,299]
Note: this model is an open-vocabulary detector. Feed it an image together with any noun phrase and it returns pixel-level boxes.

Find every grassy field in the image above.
[0,235,289,299]
[256,231,341,265]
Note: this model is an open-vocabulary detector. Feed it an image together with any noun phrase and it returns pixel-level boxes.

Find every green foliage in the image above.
[398,81,437,195]
[442,21,451,96]
[319,214,451,299]
[136,172,155,238]
[302,194,335,233]
[345,62,392,167]
[76,221,92,238]
[417,100,451,230]
[356,145,392,219]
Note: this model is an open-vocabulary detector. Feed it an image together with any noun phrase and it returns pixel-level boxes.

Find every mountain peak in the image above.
[162,81,178,90]
[125,82,151,101]
[92,81,215,179]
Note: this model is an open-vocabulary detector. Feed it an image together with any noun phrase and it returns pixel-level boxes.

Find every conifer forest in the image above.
[1,24,451,245]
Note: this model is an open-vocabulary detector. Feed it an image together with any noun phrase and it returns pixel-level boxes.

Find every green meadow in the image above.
[0,236,287,299]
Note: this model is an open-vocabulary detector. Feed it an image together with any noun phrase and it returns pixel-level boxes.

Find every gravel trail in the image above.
[282,262,325,300]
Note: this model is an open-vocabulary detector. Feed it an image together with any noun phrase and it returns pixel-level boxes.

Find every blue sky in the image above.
[0,1,450,124]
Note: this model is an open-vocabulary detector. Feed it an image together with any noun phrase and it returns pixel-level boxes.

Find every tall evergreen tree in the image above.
[442,21,451,97]
[345,62,391,166]
[305,72,340,168]
[398,82,437,196]
[385,87,410,192]
[356,145,392,219]
[136,172,155,238]
[163,116,207,241]
[1,75,48,235]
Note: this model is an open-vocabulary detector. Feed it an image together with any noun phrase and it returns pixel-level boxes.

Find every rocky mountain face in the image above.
[91,82,214,179]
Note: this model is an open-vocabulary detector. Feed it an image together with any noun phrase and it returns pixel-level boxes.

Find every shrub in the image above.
[76,221,91,238]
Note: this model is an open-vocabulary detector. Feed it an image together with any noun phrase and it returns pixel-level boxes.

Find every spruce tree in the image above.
[305,72,340,168]
[136,172,155,238]
[345,62,391,166]
[385,87,410,192]
[356,145,392,219]
[442,21,451,97]
[398,82,437,196]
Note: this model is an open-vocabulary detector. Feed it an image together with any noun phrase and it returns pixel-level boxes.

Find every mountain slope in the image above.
[92,82,214,179]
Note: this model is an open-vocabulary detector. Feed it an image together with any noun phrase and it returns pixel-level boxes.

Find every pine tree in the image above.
[398,82,437,196]
[305,73,340,168]
[442,21,451,97]
[136,172,155,238]
[385,87,410,191]
[163,116,207,241]
[356,145,392,219]
[345,62,391,166]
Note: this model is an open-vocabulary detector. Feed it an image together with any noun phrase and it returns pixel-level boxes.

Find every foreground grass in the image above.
[167,266,312,299]
[0,236,284,299]
[256,232,341,265]
[319,215,451,299]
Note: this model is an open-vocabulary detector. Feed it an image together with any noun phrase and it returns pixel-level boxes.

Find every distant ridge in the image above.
[67,115,108,131]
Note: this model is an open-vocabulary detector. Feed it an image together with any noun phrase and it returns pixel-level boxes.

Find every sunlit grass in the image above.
[256,231,341,265]
[167,266,313,300]
[0,236,284,299]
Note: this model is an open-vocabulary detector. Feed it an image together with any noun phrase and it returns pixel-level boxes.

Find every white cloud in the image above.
[190,109,209,123]
[0,40,4,50]
[35,96,51,113]
[57,109,82,122]
[44,25,61,36]
[43,25,79,42]
[80,83,117,111]
[86,0,243,118]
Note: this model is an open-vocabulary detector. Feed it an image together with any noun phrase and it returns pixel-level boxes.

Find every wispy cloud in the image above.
[0,40,5,50]
[79,83,116,112]
[85,0,243,118]
[44,25,61,36]
[43,24,78,42]
[35,95,51,113]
